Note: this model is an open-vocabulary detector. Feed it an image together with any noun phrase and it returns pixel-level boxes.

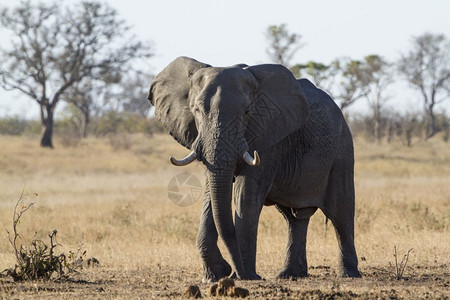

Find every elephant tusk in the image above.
[169,151,197,166]
[243,151,260,166]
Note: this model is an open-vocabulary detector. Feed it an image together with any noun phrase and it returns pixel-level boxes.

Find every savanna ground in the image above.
[0,133,449,299]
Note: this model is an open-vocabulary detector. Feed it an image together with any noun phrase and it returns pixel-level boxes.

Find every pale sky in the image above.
[1,0,450,118]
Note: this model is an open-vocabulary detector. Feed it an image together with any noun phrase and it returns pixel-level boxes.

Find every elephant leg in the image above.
[233,176,266,280]
[325,163,361,278]
[196,180,232,282]
[275,205,317,279]
[332,220,360,277]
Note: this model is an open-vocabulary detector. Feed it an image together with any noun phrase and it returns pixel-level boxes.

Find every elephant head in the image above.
[148,57,309,278]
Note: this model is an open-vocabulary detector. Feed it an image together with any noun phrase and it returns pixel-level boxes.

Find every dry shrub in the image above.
[389,246,413,280]
[1,191,86,281]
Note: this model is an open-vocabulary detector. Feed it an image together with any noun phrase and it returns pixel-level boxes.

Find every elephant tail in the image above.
[324,216,329,238]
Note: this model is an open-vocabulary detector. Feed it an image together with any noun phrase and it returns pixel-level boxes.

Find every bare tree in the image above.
[63,70,153,137]
[62,68,125,138]
[265,24,303,67]
[362,55,393,143]
[0,1,151,147]
[62,80,109,138]
[116,71,154,118]
[398,33,450,138]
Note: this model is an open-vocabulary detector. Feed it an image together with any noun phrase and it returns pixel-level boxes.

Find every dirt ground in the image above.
[1,264,449,299]
[0,134,449,299]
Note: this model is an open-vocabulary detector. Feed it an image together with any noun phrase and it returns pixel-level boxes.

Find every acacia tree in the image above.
[398,33,450,138]
[290,60,339,95]
[334,58,371,111]
[0,1,151,147]
[291,57,370,112]
[265,24,303,67]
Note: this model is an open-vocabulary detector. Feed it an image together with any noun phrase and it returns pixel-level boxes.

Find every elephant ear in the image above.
[148,57,210,149]
[244,64,309,152]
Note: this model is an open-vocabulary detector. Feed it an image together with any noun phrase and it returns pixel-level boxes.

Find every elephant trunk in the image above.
[208,170,247,279]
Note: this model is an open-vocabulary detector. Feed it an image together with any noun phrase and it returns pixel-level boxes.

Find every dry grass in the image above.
[0,134,449,299]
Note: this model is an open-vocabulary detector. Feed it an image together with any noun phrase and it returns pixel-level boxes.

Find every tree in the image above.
[265,24,303,66]
[114,71,154,118]
[62,69,124,138]
[0,1,151,147]
[361,55,393,143]
[290,57,370,112]
[335,58,370,111]
[398,33,450,138]
[63,70,153,137]
[62,80,109,138]
[290,60,339,95]
[294,57,371,112]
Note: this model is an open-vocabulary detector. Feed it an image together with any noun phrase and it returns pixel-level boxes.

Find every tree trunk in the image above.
[374,106,381,144]
[40,105,54,148]
[79,115,86,139]
[81,107,90,138]
[427,103,437,138]
[374,117,381,144]
[387,120,394,144]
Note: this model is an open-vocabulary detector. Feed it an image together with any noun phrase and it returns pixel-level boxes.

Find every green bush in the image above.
[24,120,42,135]
[0,116,27,135]
[0,116,41,136]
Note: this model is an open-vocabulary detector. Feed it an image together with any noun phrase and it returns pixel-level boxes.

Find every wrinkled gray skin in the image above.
[148,57,361,282]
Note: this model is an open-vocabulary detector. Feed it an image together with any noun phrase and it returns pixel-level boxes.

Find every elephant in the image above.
[148,56,361,281]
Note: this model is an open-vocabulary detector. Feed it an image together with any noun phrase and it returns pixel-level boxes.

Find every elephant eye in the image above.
[244,109,250,115]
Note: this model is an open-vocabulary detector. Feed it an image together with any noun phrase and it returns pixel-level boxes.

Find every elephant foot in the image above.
[202,259,232,283]
[230,271,262,281]
[340,267,362,278]
[276,268,308,280]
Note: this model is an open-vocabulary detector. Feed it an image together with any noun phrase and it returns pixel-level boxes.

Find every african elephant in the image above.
[148,57,361,281]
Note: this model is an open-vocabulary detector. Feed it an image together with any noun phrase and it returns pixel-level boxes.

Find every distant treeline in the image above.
[1,111,448,147]
[348,112,449,146]
[0,112,163,137]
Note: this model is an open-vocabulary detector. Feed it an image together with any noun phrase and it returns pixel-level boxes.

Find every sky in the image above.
[1,0,450,118]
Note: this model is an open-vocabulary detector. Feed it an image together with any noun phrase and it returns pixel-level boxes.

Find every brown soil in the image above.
[1,264,448,299]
